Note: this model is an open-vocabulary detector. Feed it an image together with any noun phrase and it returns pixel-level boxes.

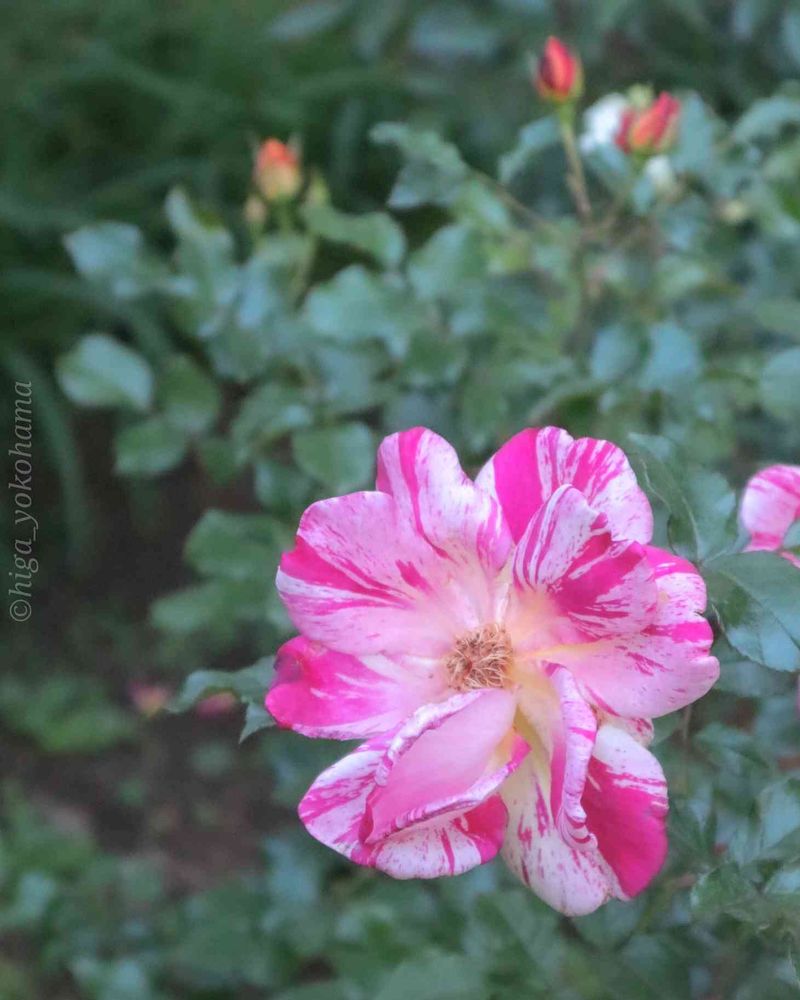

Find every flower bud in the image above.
[129,682,171,719]
[615,93,681,157]
[196,692,237,718]
[535,37,583,105]
[254,138,302,201]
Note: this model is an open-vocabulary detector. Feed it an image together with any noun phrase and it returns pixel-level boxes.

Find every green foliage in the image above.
[11,1,800,996]
[292,422,375,493]
[171,659,276,741]
[159,355,222,435]
[707,554,800,672]
[0,673,136,753]
[114,416,188,477]
[57,333,154,412]
[302,204,406,267]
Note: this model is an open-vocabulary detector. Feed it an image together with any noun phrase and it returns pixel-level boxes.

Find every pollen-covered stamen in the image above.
[445,623,513,691]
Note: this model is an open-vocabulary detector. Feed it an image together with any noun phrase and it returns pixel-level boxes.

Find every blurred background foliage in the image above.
[6,0,800,997]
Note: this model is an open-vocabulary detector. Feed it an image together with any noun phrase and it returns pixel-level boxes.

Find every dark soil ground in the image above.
[3,409,291,895]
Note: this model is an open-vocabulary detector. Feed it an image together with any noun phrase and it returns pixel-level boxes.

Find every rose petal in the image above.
[377,427,513,588]
[500,754,614,916]
[476,427,653,545]
[501,724,667,914]
[582,724,668,898]
[278,429,515,657]
[741,464,800,561]
[550,547,719,718]
[508,485,657,651]
[277,491,472,657]
[267,636,445,740]
[364,688,523,841]
[543,664,597,849]
[299,690,528,879]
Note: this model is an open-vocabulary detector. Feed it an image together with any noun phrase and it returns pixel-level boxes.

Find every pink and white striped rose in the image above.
[267,427,719,915]
[741,463,800,713]
[740,464,800,568]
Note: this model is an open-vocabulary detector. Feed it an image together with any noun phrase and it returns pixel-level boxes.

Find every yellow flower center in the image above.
[445,623,513,691]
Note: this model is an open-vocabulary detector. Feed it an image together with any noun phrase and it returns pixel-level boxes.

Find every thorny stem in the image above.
[291,236,318,305]
[274,198,294,236]
[680,703,693,794]
[558,109,592,222]
[600,166,642,235]
[473,168,561,234]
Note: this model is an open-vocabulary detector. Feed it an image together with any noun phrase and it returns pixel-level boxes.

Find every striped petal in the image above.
[299,689,528,879]
[582,724,668,899]
[543,664,597,849]
[501,724,667,915]
[278,492,475,658]
[508,485,657,652]
[741,464,800,565]
[476,427,653,545]
[501,754,614,916]
[267,637,445,740]
[550,548,719,718]
[363,689,522,842]
[377,427,513,586]
[278,429,513,658]
[517,663,598,851]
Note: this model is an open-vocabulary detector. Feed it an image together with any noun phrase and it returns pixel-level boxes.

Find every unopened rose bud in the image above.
[535,37,583,105]
[129,682,172,719]
[196,692,237,718]
[254,138,302,201]
[615,92,681,157]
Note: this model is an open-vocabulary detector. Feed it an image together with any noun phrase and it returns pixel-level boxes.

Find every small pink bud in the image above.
[535,37,583,105]
[254,139,302,201]
[129,683,172,719]
[616,93,681,157]
[196,692,238,718]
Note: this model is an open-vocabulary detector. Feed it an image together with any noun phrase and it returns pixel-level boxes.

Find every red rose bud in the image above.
[615,93,681,156]
[254,138,302,201]
[129,682,172,719]
[196,692,237,718]
[535,37,583,104]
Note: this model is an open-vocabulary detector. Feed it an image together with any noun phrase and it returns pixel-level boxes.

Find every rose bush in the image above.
[9,11,800,998]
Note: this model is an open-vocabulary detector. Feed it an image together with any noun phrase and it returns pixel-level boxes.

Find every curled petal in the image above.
[364,688,523,842]
[267,637,445,740]
[501,754,613,916]
[582,725,668,899]
[521,663,598,850]
[741,464,800,563]
[476,427,653,545]
[550,547,719,718]
[509,485,657,650]
[299,689,528,879]
[501,725,667,915]
[600,714,655,746]
[367,797,510,878]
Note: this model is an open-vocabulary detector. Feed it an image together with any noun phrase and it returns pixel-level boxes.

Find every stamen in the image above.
[445,623,513,691]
